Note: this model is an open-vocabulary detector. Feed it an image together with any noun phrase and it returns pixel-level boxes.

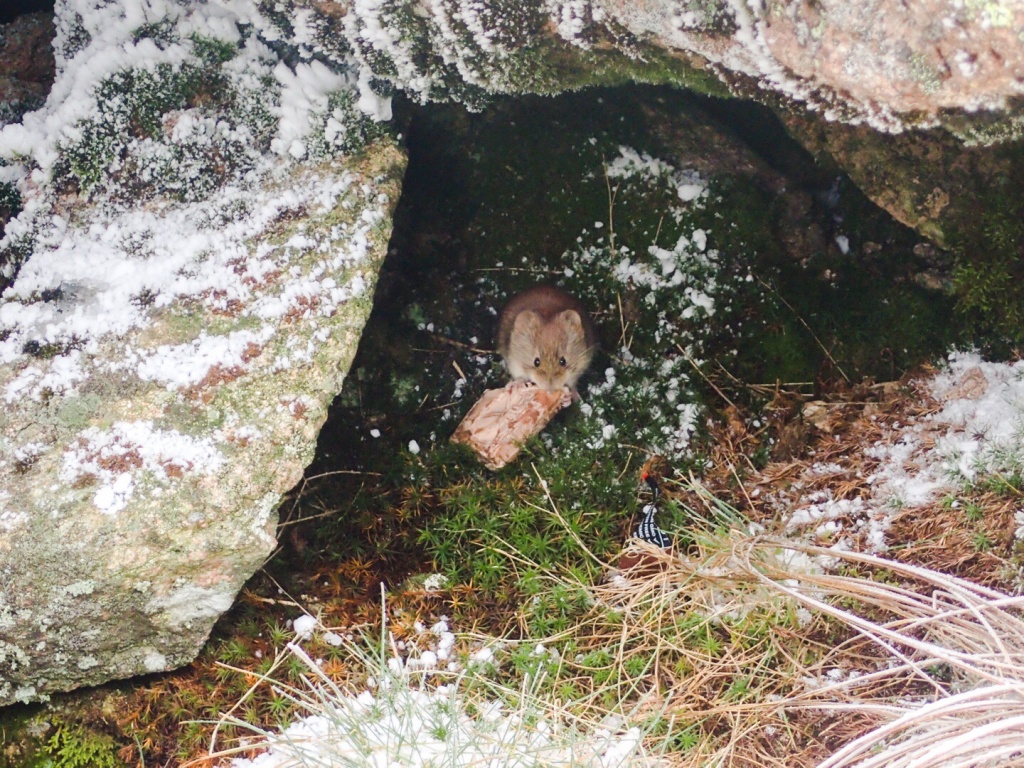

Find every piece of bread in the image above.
[451,385,567,470]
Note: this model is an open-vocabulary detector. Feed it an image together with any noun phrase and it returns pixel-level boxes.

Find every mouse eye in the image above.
[559,357,567,367]
[533,357,541,368]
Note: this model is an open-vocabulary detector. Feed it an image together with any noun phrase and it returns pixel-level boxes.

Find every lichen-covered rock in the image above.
[600,0,1024,134]
[291,0,1024,135]
[0,0,403,705]
[776,111,998,247]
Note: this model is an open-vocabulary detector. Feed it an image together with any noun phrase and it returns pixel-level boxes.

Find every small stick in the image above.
[473,267,565,275]
[617,292,629,350]
[244,595,303,608]
[428,332,492,355]
[425,400,463,412]
[756,276,851,383]
[730,462,758,505]
[603,160,620,261]
[304,469,383,479]
[279,469,381,529]
[616,451,635,481]
[452,359,468,381]
[678,346,739,411]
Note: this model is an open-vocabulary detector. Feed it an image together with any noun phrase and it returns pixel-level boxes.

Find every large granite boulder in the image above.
[293,0,1024,134]
[310,0,1024,329]
[602,0,1024,132]
[0,0,403,704]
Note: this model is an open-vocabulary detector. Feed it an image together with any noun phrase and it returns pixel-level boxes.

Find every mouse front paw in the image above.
[558,387,575,408]
[506,378,535,392]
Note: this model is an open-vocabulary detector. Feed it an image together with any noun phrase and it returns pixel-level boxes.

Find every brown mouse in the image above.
[496,284,597,395]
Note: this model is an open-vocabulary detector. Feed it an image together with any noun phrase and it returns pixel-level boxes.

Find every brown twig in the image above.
[678,345,739,411]
[427,332,492,355]
[756,275,851,383]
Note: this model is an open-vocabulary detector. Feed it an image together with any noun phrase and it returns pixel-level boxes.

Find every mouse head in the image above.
[507,309,594,391]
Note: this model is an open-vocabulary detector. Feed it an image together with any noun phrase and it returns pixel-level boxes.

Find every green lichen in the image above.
[56,395,102,431]
[675,0,738,36]
[945,109,1024,147]
[964,0,1015,27]
[63,581,97,597]
[907,52,942,95]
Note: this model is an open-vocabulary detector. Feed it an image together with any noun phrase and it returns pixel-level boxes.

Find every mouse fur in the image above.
[496,285,597,393]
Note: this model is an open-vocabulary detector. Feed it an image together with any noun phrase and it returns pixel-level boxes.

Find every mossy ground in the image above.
[947,141,1024,353]
[3,86,967,764]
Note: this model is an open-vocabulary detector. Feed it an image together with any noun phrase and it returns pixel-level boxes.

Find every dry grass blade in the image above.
[579,524,1024,767]
[728,537,1024,768]
[817,685,1024,768]
[588,536,842,767]
[741,539,1024,683]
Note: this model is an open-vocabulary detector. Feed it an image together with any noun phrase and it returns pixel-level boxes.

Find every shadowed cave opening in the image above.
[266,84,959,583]
[1,0,55,24]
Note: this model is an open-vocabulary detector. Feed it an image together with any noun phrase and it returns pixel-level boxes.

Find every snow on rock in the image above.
[0,0,405,706]
[213,0,1024,137]
[597,0,1024,132]
[59,421,226,515]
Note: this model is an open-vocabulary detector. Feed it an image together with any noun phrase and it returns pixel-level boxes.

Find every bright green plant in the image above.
[41,723,124,768]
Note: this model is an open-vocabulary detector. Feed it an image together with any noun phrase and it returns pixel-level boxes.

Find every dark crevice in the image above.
[0,0,54,25]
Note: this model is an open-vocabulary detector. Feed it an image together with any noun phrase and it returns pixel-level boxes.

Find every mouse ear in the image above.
[557,309,583,335]
[513,310,542,336]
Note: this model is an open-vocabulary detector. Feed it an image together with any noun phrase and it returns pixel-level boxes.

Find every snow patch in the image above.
[60,422,224,515]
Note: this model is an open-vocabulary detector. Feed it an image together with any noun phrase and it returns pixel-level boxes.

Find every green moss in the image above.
[131,18,178,47]
[305,90,394,158]
[54,62,232,198]
[29,721,125,768]
[515,36,731,98]
[190,34,238,65]
[948,158,1024,350]
[340,0,728,110]
[49,21,280,203]
[0,180,29,290]
[0,180,20,214]
[256,0,296,39]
